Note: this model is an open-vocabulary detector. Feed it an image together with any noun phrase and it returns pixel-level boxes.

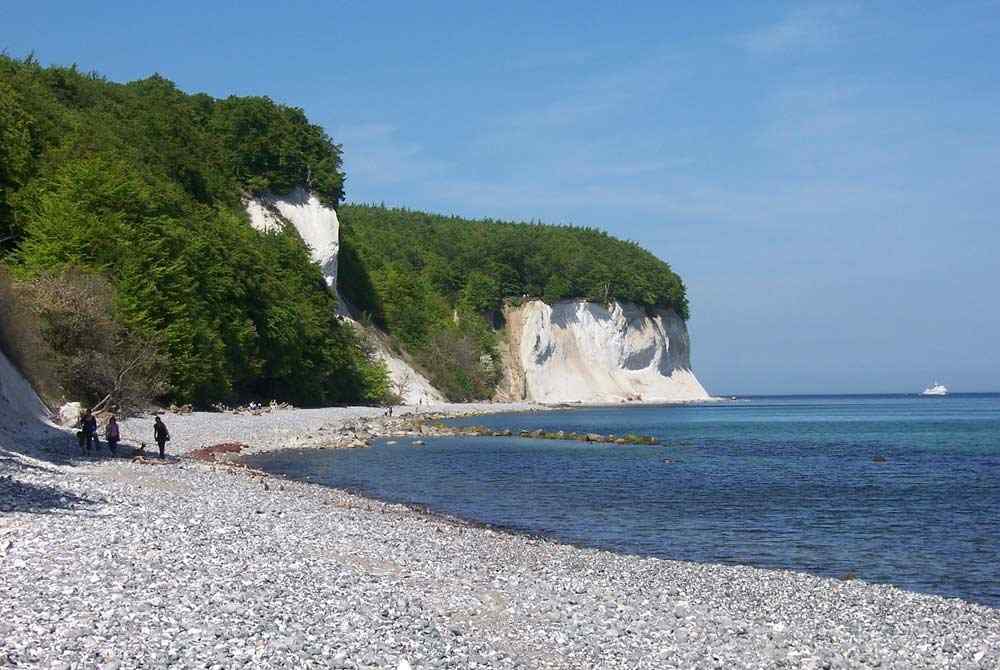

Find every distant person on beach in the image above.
[81,408,98,452]
[153,416,170,459]
[105,415,120,454]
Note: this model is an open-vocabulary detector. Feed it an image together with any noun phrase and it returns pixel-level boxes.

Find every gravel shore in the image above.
[114,402,545,458]
[2,404,999,669]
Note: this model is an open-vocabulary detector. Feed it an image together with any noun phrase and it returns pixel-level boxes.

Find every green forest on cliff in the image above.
[0,55,689,407]
[0,54,383,407]
[338,205,689,400]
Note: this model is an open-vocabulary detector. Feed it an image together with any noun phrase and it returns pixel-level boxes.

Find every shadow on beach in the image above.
[0,408,149,469]
[0,470,95,515]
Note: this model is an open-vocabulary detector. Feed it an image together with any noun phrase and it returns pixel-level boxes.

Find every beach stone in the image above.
[1,401,997,670]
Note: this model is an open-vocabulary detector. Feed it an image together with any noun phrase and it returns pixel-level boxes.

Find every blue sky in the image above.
[4,2,999,393]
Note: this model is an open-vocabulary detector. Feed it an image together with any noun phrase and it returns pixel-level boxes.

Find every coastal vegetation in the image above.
[0,53,689,407]
[0,54,385,407]
[338,204,689,400]
[0,268,167,414]
[339,204,688,320]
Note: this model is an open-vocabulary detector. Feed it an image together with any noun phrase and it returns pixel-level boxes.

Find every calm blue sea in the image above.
[245,394,1000,608]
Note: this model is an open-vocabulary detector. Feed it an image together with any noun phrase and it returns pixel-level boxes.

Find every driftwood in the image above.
[91,341,158,414]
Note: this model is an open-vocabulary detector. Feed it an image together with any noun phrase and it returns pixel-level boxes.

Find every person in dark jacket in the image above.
[105,415,121,454]
[81,409,98,452]
[153,416,170,459]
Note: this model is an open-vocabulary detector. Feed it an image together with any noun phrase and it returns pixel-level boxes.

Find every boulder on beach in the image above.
[58,402,83,427]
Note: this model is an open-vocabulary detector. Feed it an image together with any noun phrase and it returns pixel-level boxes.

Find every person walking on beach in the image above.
[81,408,98,452]
[105,415,120,454]
[153,416,170,460]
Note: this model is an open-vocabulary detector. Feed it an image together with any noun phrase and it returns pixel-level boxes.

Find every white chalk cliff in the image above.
[498,299,709,404]
[246,187,340,288]
[361,330,447,406]
[0,350,62,454]
[246,190,708,405]
[244,190,445,405]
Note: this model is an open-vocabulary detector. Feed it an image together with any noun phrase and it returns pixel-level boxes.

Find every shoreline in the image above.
[117,401,552,460]
[115,397,725,461]
[2,403,999,668]
[237,413,998,612]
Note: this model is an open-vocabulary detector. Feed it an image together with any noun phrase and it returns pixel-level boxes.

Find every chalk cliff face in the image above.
[245,190,444,405]
[334,295,447,406]
[363,333,447,406]
[245,191,707,405]
[246,187,340,288]
[498,300,709,404]
[0,350,58,453]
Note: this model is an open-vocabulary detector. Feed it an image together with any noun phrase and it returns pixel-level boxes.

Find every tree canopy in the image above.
[338,204,689,323]
[0,54,691,406]
[0,54,384,406]
[337,204,689,401]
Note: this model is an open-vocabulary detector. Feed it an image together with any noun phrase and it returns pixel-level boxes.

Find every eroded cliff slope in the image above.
[0,350,61,453]
[245,190,444,405]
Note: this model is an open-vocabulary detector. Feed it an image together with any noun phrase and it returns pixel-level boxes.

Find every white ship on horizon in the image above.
[921,382,948,396]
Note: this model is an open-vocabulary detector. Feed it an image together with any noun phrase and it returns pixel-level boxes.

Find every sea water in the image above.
[245,394,1000,607]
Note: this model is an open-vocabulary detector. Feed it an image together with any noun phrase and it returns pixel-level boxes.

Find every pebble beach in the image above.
[2,404,999,669]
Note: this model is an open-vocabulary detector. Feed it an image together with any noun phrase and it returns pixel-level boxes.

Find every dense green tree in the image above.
[0,54,386,407]
[337,204,689,401]
[0,53,691,406]
[460,272,502,313]
[0,81,38,248]
[543,275,572,303]
[212,96,345,204]
[338,204,689,320]
[372,264,448,351]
